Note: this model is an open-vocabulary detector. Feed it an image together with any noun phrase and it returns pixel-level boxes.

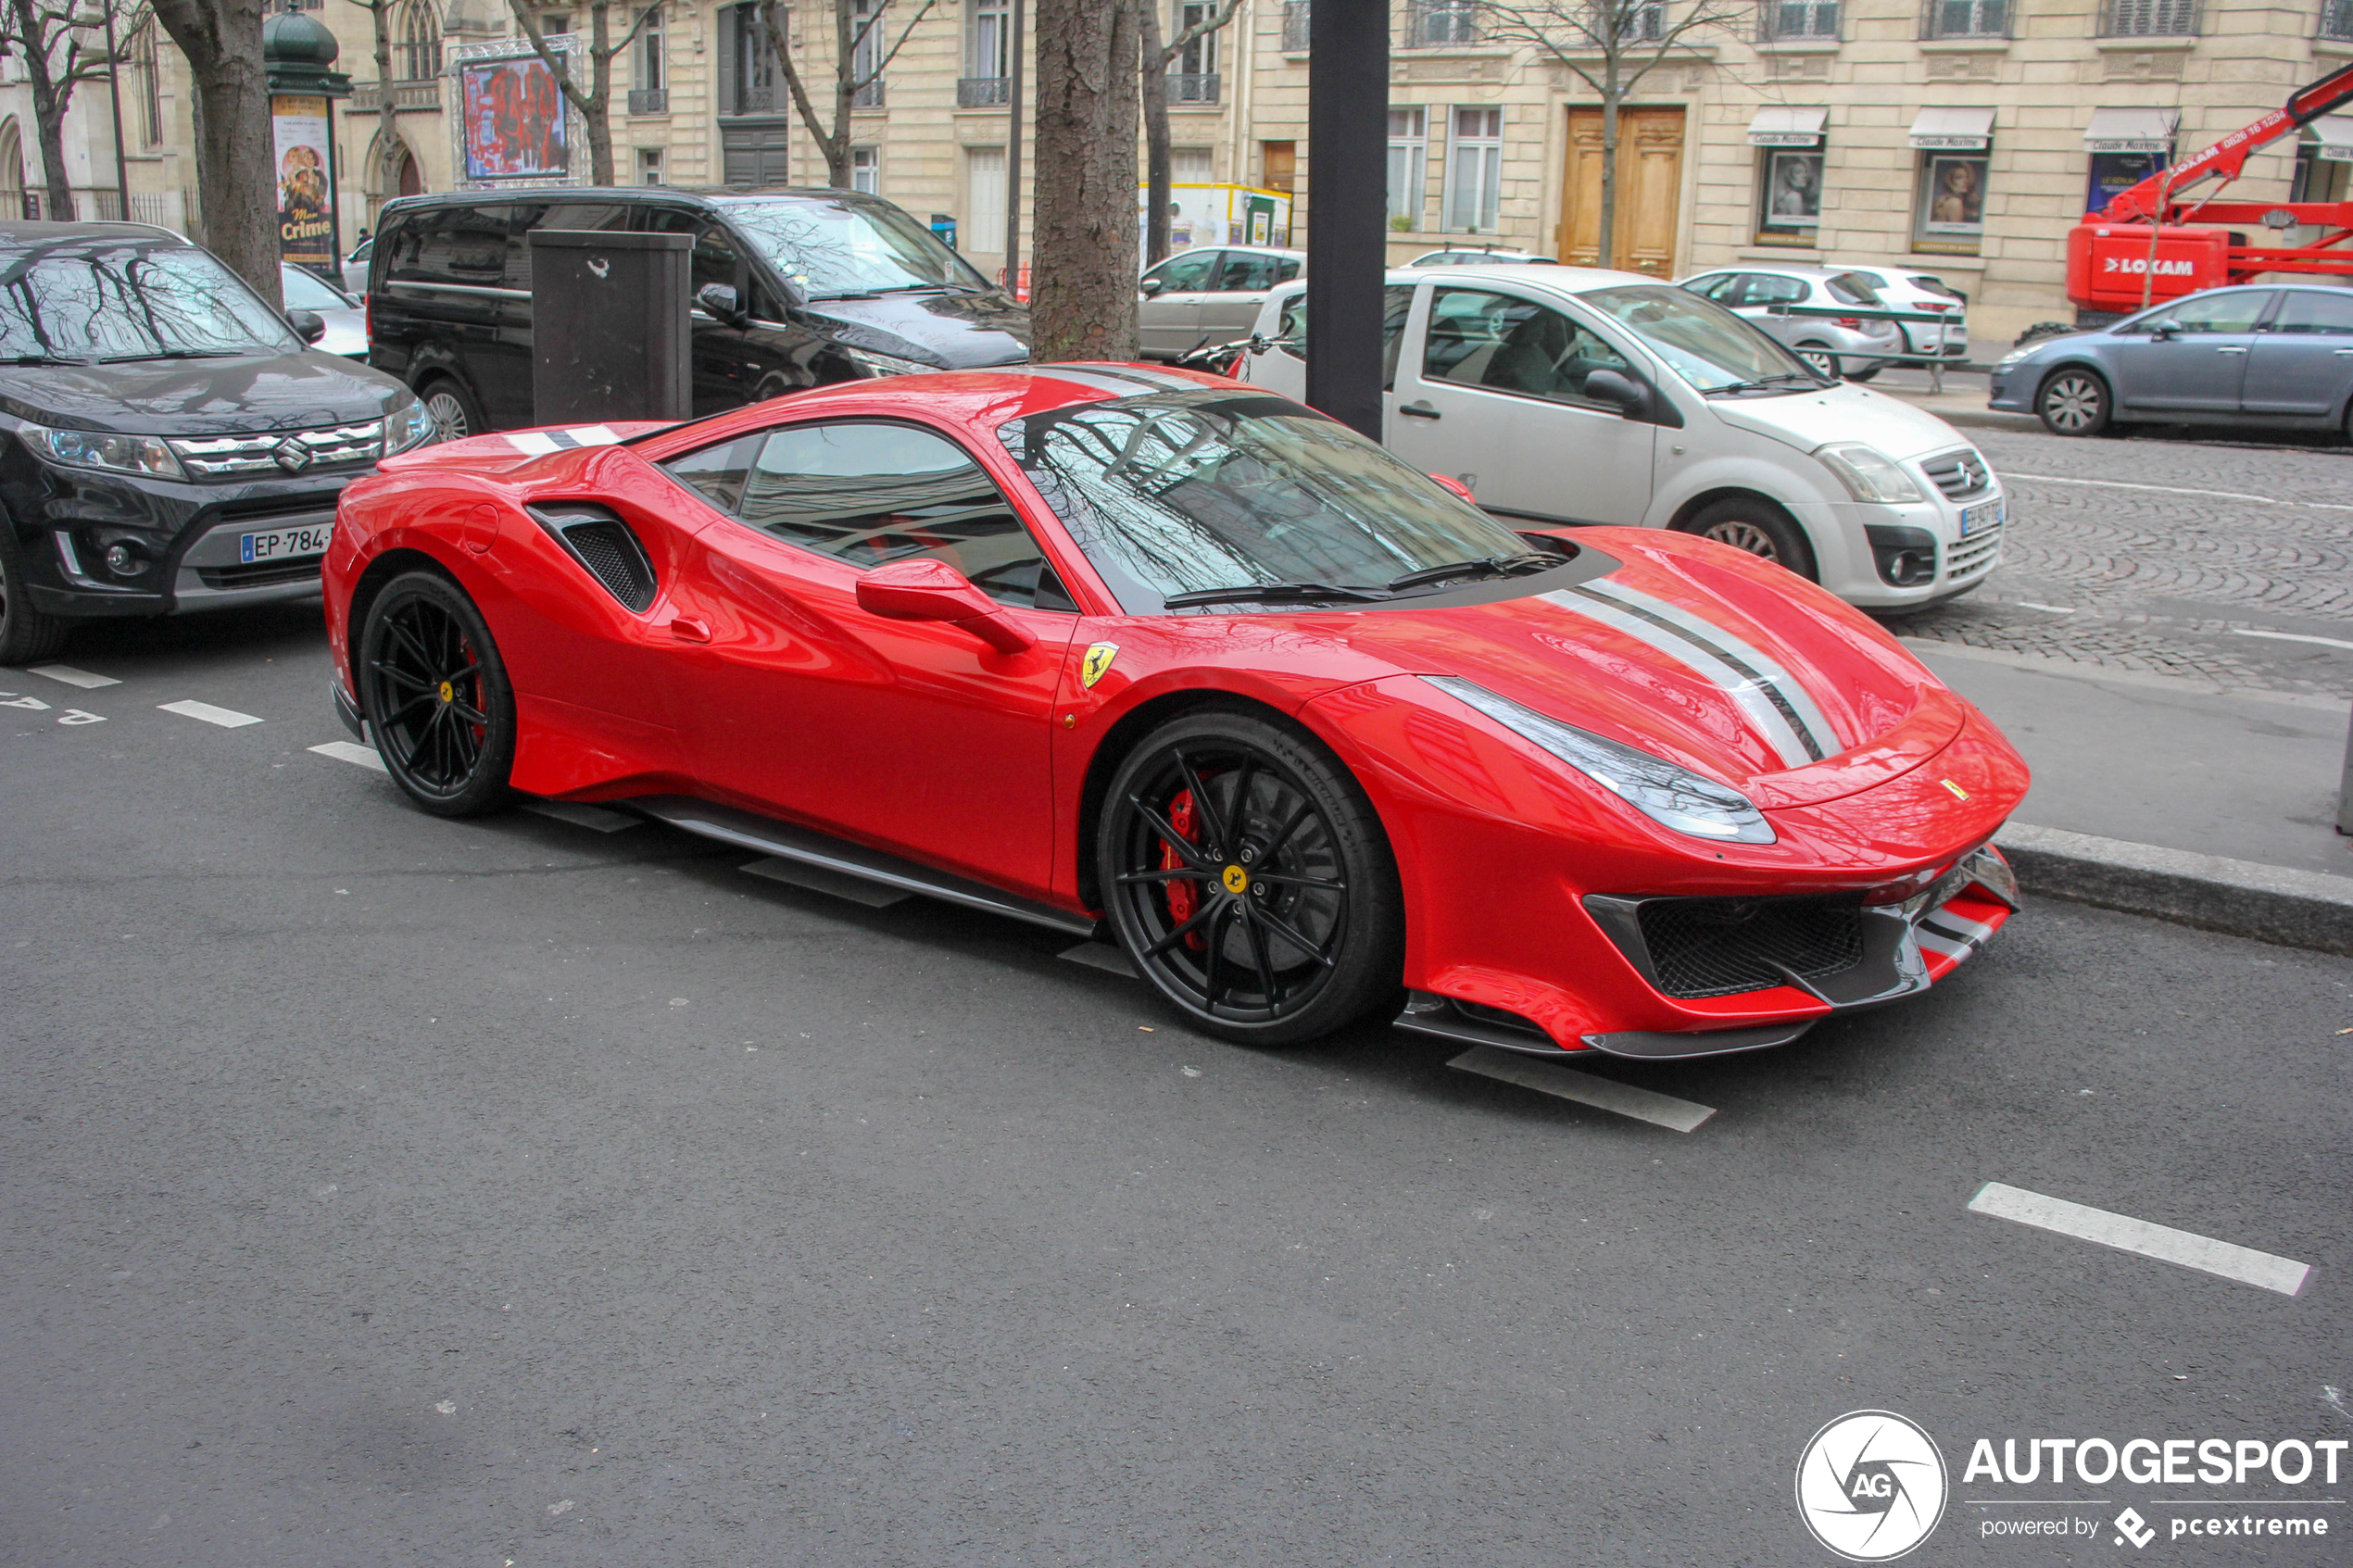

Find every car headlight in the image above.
[1424,676,1776,845]
[382,399,434,454]
[18,420,184,480]
[1814,442,1924,505]
[842,345,942,379]
[1993,345,2035,370]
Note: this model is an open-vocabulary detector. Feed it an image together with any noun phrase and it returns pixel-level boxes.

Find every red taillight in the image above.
[363,293,371,345]
[1922,301,1952,311]
[1836,317,1861,330]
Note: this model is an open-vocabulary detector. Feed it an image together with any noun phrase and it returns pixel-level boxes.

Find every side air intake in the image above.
[528,504,657,612]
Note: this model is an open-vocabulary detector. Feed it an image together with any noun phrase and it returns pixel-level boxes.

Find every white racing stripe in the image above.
[27,663,120,688]
[158,699,262,728]
[1579,578,1843,760]
[1449,1046,1717,1132]
[309,740,386,772]
[505,425,623,456]
[1917,907,1996,963]
[1541,589,1819,768]
[1968,1182,2313,1297]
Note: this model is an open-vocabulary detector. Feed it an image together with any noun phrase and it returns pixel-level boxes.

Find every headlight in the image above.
[1814,442,1924,505]
[1424,676,1776,845]
[1993,345,2034,369]
[18,421,184,480]
[383,399,434,454]
[842,345,942,379]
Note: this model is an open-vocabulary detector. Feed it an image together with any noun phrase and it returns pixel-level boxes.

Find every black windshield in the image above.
[0,237,301,362]
[998,390,1538,614]
[716,195,992,298]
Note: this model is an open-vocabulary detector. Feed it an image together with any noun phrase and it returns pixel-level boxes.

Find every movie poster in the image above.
[271,95,334,268]
[1761,150,1822,232]
[1920,155,1988,235]
[461,56,568,180]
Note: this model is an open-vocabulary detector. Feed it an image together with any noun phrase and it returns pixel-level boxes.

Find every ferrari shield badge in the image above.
[1081,642,1120,689]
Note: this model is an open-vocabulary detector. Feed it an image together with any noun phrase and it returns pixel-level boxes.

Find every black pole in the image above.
[1304,0,1386,440]
[1003,0,1023,296]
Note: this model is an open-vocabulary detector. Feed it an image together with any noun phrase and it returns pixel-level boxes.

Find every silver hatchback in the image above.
[1677,265,1904,381]
[1137,245,1304,360]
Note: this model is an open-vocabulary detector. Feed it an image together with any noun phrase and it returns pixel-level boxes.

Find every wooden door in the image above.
[1557,107,1685,278]
[1262,141,1296,194]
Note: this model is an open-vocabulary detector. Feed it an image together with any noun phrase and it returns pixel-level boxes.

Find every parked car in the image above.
[324,367,2027,1055]
[1406,246,1558,267]
[1989,282,2353,436]
[1137,245,1303,360]
[1826,262,1970,364]
[1241,267,2006,609]
[341,235,372,296]
[0,220,433,662]
[281,263,367,359]
[1676,265,1903,381]
[367,186,1032,441]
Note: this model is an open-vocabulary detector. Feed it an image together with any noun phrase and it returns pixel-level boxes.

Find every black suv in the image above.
[0,221,433,662]
[367,186,1033,439]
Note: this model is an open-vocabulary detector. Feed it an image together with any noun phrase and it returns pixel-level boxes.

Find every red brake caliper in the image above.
[1161,790,1206,951]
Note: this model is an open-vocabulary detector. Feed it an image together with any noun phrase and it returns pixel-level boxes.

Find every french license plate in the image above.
[239,521,333,564]
[1959,499,2004,537]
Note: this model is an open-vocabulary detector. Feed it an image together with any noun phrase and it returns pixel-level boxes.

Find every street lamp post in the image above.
[70,6,130,221]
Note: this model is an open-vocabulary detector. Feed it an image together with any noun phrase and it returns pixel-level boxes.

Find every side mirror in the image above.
[855,557,1036,655]
[1139,277,1166,297]
[2147,319,2179,340]
[1428,472,1477,503]
[287,308,326,345]
[697,282,749,325]
[1581,369,1649,419]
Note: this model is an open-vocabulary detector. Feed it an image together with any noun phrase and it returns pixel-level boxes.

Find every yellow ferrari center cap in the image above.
[437,679,455,705]
[1222,864,1251,896]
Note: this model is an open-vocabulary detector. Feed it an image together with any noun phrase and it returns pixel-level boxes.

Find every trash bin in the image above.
[528,229,692,426]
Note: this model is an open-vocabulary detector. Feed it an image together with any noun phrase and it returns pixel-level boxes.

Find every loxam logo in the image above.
[2100,257,2198,276]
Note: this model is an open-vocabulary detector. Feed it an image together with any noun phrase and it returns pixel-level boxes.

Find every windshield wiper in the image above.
[1163,580,1390,609]
[0,352,92,365]
[92,348,251,362]
[1385,550,1565,593]
[1708,372,1823,395]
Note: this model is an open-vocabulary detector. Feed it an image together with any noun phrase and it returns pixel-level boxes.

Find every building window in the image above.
[635,6,664,92]
[970,0,1009,78]
[2100,0,2196,36]
[1405,0,1478,48]
[1626,1,1665,40]
[849,0,886,106]
[133,20,163,145]
[1444,106,1503,232]
[1756,146,1824,245]
[398,0,443,80]
[966,145,1007,253]
[1172,146,1214,183]
[1282,0,1310,51]
[2325,0,2353,41]
[638,147,664,184]
[1913,151,1988,254]
[850,145,879,193]
[722,2,783,115]
[537,11,572,35]
[1387,107,1428,230]
[1921,0,2007,37]
[1763,1,1840,39]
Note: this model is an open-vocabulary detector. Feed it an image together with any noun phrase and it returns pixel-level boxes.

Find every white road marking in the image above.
[1059,941,1139,978]
[2233,628,2353,652]
[309,740,387,772]
[739,856,909,909]
[159,699,262,729]
[1448,1046,1716,1133]
[2003,471,2353,513]
[1968,1182,2313,1297]
[57,709,105,725]
[26,663,120,688]
[0,692,52,710]
[522,799,642,833]
[2011,601,2077,614]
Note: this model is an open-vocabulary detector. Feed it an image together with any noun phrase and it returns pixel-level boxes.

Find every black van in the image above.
[367,187,1032,440]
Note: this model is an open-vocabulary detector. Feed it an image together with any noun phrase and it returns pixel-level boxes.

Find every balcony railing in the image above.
[627,86,668,114]
[2100,0,2196,35]
[351,79,443,113]
[728,82,786,114]
[1167,72,1219,104]
[1282,0,1310,51]
[1920,0,2008,36]
[957,75,1009,107]
[852,77,883,108]
[1762,0,1841,39]
[1405,0,1478,47]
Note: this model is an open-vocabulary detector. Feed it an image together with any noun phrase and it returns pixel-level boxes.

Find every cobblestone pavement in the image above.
[1875,424,2353,699]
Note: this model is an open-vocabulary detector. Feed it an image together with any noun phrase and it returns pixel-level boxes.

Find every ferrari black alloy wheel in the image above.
[358,571,516,817]
[1100,712,1403,1046]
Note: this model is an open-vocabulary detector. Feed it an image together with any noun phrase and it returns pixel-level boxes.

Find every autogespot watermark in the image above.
[1796,1412,2347,1558]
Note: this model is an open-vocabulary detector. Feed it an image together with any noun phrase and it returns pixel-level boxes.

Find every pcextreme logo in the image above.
[1796,1410,1950,1562]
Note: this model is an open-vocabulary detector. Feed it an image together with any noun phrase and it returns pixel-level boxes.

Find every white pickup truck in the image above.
[1238,265,2005,610]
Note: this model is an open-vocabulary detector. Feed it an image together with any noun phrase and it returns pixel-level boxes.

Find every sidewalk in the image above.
[1865,365,2038,434]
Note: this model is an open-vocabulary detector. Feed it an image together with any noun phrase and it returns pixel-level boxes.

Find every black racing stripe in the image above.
[1916,917,1981,947]
[1561,585,1826,761]
[546,430,581,449]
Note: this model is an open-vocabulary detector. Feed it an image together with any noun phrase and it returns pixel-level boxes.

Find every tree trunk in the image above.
[1139,4,1170,267]
[1031,0,1139,360]
[365,0,398,225]
[823,0,855,187]
[7,0,79,220]
[584,0,613,185]
[1597,67,1620,271]
[151,0,280,308]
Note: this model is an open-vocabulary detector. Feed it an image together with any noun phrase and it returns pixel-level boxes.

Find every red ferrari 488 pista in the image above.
[323,363,2026,1058]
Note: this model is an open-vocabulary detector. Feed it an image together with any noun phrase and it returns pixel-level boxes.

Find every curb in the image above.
[1994,822,2353,958]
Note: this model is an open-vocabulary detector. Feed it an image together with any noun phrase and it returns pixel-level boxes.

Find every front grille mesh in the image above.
[195,558,326,590]
[168,420,384,479]
[560,518,656,611]
[1946,524,2003,579]
[1919,448,1993,500]
[1636,896,1866,999]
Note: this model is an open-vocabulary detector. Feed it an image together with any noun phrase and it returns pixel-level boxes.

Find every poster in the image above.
[2087,150,2165,217]
[1920,155,1987,235]
[1760,150,1822,237]
[461,56,568,180]
[271,95,334,269]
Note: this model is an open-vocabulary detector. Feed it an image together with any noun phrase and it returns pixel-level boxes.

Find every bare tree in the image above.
[352,0,403,227]
[1031,0,1139,359]
[506,0,661,186]
[149,0,276,306]
[755,0,937,190]
[0,0,145,221]
[1477,0,1743,267]
[1138,0,1238,267]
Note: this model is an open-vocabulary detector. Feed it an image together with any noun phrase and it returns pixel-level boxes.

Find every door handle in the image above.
[2334,348,2353,356]
[667,617,711,644]
[1398,401,1441,420]
[2215,346,2248,355]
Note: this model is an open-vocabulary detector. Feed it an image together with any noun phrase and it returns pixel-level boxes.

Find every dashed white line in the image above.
[27,663,120,688]
[1968,1182,2313,1297]
[158,699,262,729]
[2003,471,2353,513]
[308,740,386,772]
[2233,628,2353,652]
[1448,1045,1716,1133]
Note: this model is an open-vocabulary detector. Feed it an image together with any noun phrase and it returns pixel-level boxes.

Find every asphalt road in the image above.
[4,598,2348,1567]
